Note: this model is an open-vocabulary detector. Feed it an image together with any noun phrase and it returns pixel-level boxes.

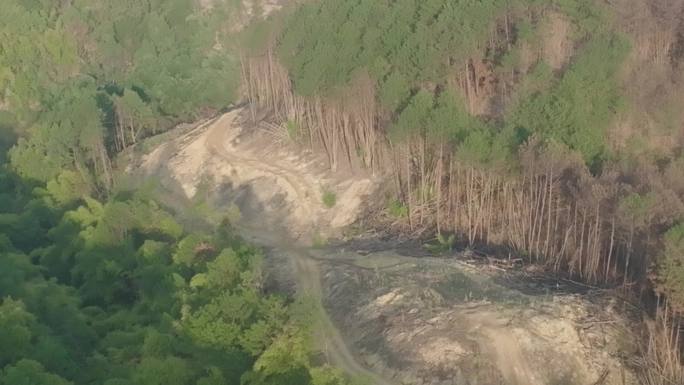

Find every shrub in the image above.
[425,233,456,254]
[322,190,336,208]
[387,199,408,219]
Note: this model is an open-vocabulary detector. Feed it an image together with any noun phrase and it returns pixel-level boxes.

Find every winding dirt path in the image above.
[202,112,394,385]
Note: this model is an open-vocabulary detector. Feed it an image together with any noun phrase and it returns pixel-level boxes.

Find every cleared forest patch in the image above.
[321,247,641,385]
[125,108,645,384]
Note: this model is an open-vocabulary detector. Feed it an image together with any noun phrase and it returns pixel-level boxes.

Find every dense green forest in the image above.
[0,165,358,385]
[0,1,358,384]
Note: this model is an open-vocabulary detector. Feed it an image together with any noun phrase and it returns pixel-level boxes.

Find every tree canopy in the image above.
[0,163,357,385]
[2,0,241,194]
[0,1,361,384]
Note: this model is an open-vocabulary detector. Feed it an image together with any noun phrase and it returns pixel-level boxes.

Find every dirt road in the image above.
[202,112,394,385]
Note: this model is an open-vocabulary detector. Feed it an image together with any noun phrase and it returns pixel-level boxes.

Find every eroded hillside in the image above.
[128,106,641,385]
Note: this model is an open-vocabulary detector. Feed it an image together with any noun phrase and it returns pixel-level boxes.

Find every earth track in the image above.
[202,112,394,385]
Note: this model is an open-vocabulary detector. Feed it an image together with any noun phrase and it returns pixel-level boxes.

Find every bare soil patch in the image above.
[320,246,640,385]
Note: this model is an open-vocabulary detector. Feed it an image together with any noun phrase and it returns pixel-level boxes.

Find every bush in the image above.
[322,190,336,208]
[387,199,408,219]
[425,233,456,254]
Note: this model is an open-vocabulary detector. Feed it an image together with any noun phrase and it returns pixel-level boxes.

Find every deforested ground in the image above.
[130,107,642,385]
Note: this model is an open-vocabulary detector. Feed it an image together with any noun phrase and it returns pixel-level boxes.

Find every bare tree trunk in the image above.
[420,136,426,225]
[436,143,444,234]
[606,217,615,280]
[578,209,587,277]
[447,157,454,230]
[98,142,112,191]
[544,169,553,257]
[467,167,475,245]
[624,225,634,288]
[406,142,413,230]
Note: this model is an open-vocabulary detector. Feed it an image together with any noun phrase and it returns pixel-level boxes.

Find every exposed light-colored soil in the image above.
[131,107,639,385]
[322,250,640,385]
[139,109,376,241]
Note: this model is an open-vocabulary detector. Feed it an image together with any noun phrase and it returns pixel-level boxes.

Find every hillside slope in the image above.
[131,106,640,385]
[239,1,684,382]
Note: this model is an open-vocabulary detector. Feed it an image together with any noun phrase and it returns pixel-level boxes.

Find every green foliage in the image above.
[0,1,79,125]
[657,223,684,308]
[277,0,512,100]
[387,199,408,219]
[391,90,433,142]
[0,161,357,385]
[1,359,73,385]
[508,34,630,168]
[2,0,241,192]
[389,86,517,167]
[114,89,156,135]
[286,120,300,141]
[425,233,457,254]
[515,20,536,43]
[552,0,608,35]
[240,17,278,57]
[132,357,192,385]
[310,367,353,385]
[0,0,639,383]
[0,298,35,366]
[9,80,104,185]
[45,171,90,206]
[173,233,211,268]
[0,2,369,385]
[270,0,628,173]
[244,330,312,385]
[322,190,337,208]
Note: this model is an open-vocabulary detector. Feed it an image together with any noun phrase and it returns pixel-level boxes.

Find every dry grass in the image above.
[635,304,683,385]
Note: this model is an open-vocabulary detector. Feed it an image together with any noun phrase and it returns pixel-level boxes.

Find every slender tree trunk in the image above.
[406,142,413,230]
[624,225,634,288]
[420,136,426,225]
[606,217,615,281]
[436,143,444,234]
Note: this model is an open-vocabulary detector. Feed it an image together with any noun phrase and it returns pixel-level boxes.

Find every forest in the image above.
[3,0,240,193]
[0,172,355,385]
[240,0,684,381]
[2,0,684,383]
[0,1,358,384]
